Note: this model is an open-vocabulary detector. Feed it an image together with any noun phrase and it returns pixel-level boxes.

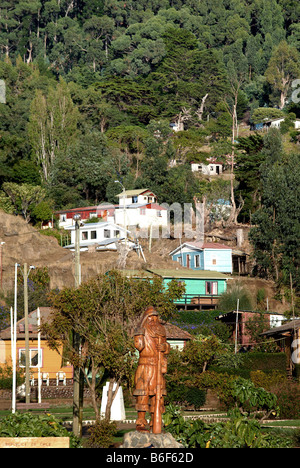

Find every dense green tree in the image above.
[265,41,300,109]
[235,133,265,220]
[249,150,300,291]
[2,182,46,222]
[28,78,79,182]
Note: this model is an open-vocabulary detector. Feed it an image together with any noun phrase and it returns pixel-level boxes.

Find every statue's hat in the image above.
[141,306,158,326]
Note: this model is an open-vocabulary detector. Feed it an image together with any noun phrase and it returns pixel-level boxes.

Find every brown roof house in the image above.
[163,322,193,350]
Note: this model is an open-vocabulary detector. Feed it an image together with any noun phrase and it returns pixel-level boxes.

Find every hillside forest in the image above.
[0,0,299,296]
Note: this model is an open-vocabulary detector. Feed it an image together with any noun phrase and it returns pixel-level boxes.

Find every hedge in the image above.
[210,352,287,379]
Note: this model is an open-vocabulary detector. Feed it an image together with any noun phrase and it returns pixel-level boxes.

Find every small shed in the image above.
[216,310,287,348]
[261,319,300,377]
[163,322,193,350]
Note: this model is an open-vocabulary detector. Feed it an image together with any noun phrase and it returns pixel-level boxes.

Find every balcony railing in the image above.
[175,294,220,310]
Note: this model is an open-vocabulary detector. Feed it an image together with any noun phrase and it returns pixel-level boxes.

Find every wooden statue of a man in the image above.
[133,306,170,433]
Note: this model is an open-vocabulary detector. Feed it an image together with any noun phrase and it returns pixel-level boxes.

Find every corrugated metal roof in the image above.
[261,319,300,336]
[116,189,152,197]
[147,269,230,280]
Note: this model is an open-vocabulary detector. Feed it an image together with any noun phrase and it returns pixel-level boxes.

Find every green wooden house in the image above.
[122,268,231,310]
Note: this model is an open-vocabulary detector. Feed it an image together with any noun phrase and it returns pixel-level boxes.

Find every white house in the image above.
[270,117,300,130]
[115,189,168,230]
[115,203,168,230]
[270,118,300,129]
[191,161,223,176]
[63,221,134,251]
[116,188,157,206]
[170,122,184,132]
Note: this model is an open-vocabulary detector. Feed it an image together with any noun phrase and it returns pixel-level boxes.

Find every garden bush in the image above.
[171,310,231,340]
[165,383,206,409]
[0,412,82,448]
[0,365,23,390]
[185,387,206,408]
[272,382,300,420]
[210,352,287,379]
[250,370,287,391]
[163,405,292,448]
[86,419,117,448]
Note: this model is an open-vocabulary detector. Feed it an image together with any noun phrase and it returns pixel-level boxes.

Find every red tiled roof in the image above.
[0,307,53,340]
[163,322,193,340]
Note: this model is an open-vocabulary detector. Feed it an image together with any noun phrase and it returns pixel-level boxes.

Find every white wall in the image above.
[115,207,168,228]
[191,163,223,175]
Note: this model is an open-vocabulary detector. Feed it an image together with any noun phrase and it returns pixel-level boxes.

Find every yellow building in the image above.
[0,307,73,383]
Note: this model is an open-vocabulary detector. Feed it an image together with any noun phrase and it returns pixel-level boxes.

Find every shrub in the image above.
[0,365,24,390]
[185,388,206,408]
[273,382,300,420]
[210,353,287,379]
[217,285,254,311]
[250,370,287,391]
[86,419,117,448]
[163,404,292,448]
[0,412,81,448]
[165,384,206,409]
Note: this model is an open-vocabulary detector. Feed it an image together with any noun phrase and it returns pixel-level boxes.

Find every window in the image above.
[104,229,111,238]
[157,211,162,217]
[132,196,138,203]
[140,208,146,215]
[91,231,97,240]
[177,256,182,265]
[82,231,88,241]
[212,258,217,265]
[206,281,218,295]
[194,255,200,268]
[114,230,120,238]
[19,349,42,368]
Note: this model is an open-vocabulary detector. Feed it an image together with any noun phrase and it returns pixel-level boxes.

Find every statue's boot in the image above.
[136,417,149,433]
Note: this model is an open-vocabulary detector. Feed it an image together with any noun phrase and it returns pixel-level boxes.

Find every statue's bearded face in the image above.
[145,314,165,337]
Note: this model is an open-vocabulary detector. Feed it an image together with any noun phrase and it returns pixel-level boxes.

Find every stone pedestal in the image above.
[120,431,184,448]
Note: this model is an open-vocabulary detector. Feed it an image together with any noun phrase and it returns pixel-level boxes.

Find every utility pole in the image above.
[21,263,35,405]
[12,263,19,413]
[115,180,127,246]
[72,214,83,438]
[24,263,30,405]
[0,242,5,289]
[234,299,240,354]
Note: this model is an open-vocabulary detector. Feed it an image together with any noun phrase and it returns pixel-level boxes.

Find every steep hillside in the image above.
[0,211,288,314]
[0,211,180,291]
